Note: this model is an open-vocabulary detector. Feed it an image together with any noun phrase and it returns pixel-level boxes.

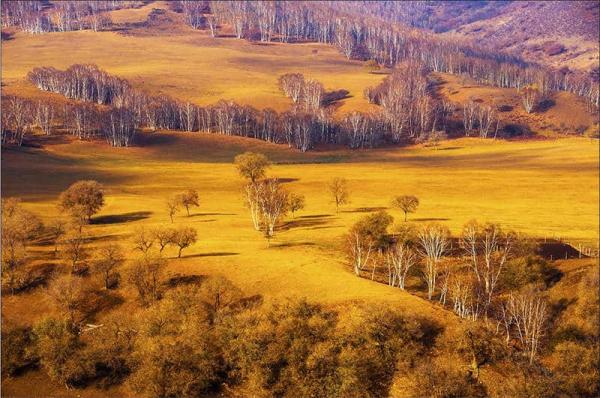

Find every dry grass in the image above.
[1,23,382,115]
[2,134,597,324]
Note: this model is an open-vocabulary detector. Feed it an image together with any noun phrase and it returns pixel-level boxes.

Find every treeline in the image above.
[173,0,599,110]
[22,64,452,150]
[0,0,143,34]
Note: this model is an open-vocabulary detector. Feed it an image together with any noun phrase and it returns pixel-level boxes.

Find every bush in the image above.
[409,361,487,398]
[32,317,93,387]
[551,341,599,397]
[1,325,37,376]
[500,256,562,291]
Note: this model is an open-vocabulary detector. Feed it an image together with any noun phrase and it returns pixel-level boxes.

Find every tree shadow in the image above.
[537,98,556,113]
[343,207,388,213]
[234,294,264,311]
[11,263,58,294]
[280,215,331,231]
[82,290,126,322]
[322,89,351,107]
[275,177,299,184]
[92,211,152,225]
[272,241,315,248]
[166,274,207,287]
[182,252,239,258]
[190,212,236,217]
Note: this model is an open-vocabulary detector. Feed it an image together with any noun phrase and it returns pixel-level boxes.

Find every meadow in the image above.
[2,133,597,325]
[1,2,599,396]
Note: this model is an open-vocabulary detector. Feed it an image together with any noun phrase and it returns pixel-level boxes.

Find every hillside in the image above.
[1,1,599,397]
[379,0,600,72]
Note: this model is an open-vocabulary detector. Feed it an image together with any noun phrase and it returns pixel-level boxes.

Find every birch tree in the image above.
[417,223,449,300]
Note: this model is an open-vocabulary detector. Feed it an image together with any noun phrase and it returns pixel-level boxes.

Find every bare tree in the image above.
[169,227,198,258]
[166,197,180,223]
[36,101,54,135]
[257,179,289,241]
[521,86,540,114]
[417,223,449,300]
[132,227,155,256]
[47,218,66,256]
[60,229,88,274]
[93,244,124,289]
[460,221,514,314]
[329,177,350,213]
[302,79,324,111]
[450,274,481,321]
[287,192,305,218]
[278,73,305,104]
[244,182,262,231]
[152,227,175,254]
[177,189,200,216]
[128,255,166,306]
[506,291,547,363]
[391,195,419,222]
[385,243,416,289]
[48,274,85,325]
[347,228,374,277]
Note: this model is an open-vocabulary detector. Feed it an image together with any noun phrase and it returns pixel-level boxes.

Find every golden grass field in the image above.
[1,14,382,114]
[2,134,598,324]
[1,4,599,395]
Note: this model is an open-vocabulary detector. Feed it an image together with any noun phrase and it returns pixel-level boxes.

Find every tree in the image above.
[460,221,515,314]
[93,244,124,289]
[128,255,166,306]
[31,317,85,387]
[169,227,198,258]
[385,243,417,289]
[58,180,104,222]
[60,229,88,274]
[287,192,305,218]
[234,152,270,183]
[521,86,540,114]
[152,226,175,254]
[132,227,155,256]
[329,177,349,213]
[48,274,85,325]
[391,195,419,222]
[346,211,393,278]
[166,197,180,223]
[256,179,289,241]
[47,218,66,256]
[177,189,200,216]
[505,291,547,364]
[198,275,243,325]
[1,198,43,293]
[417,223,449,300]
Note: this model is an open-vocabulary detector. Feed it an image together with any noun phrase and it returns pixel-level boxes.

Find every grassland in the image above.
[1,4,599,395]
[2,134,597,323]
[1,21,382,115]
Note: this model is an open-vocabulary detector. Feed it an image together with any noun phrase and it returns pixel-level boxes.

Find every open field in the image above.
[1,2,599,396]
[2,133,597,328]
[1,23,383,115]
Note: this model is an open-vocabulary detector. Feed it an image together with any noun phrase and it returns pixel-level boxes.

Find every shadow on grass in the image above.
[92,211,152,225]
[272,241,315,248]
[280,215,332,231]
[182,252,240,259]
[189,212,236,217]
[343,207,388,213]
[167,274,207,287]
